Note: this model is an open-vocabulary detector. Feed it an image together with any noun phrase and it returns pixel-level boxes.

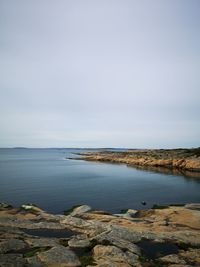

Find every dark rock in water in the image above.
[141,201,146,205]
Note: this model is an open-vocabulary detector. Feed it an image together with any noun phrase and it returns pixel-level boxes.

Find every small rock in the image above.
[0,203,12,210]
[68,235,90,248]
[127,209,138,216]
[71,205,92,216]
[20,204,43,213]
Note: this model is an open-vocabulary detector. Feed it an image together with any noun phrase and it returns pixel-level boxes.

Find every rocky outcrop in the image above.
[79,148,200,173]
[0,203,200,266]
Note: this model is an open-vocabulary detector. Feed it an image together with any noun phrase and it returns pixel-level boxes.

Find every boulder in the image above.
[37,246,81,266]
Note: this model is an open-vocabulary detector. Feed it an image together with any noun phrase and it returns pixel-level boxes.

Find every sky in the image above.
[0,0,199,148]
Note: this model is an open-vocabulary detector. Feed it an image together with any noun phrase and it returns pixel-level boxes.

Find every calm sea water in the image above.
[0,148,200,214]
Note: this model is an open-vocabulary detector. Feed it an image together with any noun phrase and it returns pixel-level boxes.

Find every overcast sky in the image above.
[0,0,199,148]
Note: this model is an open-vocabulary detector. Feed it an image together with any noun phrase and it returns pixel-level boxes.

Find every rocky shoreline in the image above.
[78,148,200,173]
[0,202,200,266]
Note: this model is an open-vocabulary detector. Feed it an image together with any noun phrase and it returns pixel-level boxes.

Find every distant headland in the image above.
[78,147,200,173]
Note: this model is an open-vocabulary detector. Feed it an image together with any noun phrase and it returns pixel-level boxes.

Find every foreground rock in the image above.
[0,203,200,266]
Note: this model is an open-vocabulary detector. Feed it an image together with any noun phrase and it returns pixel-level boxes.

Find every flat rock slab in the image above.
[37,245,81,266]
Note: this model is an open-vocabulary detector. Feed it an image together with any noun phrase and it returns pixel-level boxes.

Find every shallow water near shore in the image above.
[22,228,75,238]
[0,148,200,214]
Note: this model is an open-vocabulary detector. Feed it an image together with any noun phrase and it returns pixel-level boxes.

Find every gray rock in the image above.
[0,254,26,267]
[0,217,65,230]
[125,251,140,266]
[37,245,81,266]
[61,216,91,228]
[109,226,142,243]
[0,238,27,253]
[26,256,43,267]
[68,235,90,248]
[94,232,141,255]
[25,237,59,247]
[71,205,92,216]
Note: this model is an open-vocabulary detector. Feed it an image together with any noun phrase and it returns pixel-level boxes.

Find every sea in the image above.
[0,148,200,214]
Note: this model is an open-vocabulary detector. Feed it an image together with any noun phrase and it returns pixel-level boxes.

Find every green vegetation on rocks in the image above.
[79,255,96,266]
[23,246,51,258]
